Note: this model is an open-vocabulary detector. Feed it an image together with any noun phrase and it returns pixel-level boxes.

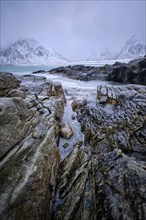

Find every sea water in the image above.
[0,64,115,159]
[0,64,115,90]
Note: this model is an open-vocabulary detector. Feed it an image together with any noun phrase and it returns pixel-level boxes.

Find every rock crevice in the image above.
[0,69,146,220]
[0,73,65,220]
[53,84,146,220]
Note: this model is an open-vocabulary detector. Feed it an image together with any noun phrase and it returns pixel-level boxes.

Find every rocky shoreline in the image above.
[47,56,146,85]
[0,73,65,219]
[58,84,146,219]
[0,57,146,220]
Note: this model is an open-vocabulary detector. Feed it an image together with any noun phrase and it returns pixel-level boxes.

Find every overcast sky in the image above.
[0,0,145,60]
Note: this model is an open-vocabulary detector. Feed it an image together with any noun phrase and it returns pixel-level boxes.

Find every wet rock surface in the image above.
[0,72,20,96]
[1,69,146,220]
[49,64,110,81]
[53,84,146,220]
[49,56,146,85]
[0,73,65,220]
[60,123,74,139]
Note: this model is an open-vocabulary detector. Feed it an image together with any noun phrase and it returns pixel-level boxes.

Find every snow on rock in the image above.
[0,38,68,65]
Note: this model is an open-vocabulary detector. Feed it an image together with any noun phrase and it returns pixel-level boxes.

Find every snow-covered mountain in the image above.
[98,48,117,60]
[93,35,146,61]
[0,38,68,65]
[116,35,146,59]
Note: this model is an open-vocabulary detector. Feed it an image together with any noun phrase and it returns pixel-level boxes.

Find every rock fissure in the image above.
[0,57,146,220]
[0,73,65,219]
[53,80,146,219]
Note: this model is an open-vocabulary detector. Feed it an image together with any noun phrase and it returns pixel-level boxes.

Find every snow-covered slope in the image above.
[98,48,117,60]
[117,35,146,59]
[0,38,68,65]
[90,35,145,61]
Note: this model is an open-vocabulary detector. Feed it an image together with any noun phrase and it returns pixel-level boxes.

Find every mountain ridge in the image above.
[91,35,146,61]
[117,35,146,59]
[0,36,145,65]
[0,38,68,65]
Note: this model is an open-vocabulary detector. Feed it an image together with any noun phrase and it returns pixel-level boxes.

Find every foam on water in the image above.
[0,65,117,160]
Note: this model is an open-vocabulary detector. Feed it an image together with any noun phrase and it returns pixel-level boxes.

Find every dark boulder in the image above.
[0,72,21,96]
[48,56,146,85]
[32,70,46,74]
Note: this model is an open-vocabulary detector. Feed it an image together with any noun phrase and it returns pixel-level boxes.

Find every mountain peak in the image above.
[0,38,68,65]
[126,35,144,44]
[117,35,146,59]
[13,37,40,48]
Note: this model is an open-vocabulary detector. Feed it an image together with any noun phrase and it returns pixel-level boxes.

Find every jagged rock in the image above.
[107,56,146,84]
[53,84,146,220]
[0,73,65,220]
[72,98,87,111]
[137,68,146,85]
[138,55,146,69]
[60,123,74,139]
[53,82,66,103]
[0,97,30,159]
[48,56,146,85]
[63,142,69,148]
[6,89,27,99]
[32,70,46,74]
[49,64,110,81]
[0,72,20,96]
[71,114,76,120]
[1,68,146,220]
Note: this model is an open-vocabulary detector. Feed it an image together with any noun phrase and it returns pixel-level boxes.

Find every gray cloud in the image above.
[0,0,145,59]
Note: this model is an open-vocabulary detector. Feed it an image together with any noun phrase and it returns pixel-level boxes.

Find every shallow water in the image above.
[37,73,115,159]
[59,99,84,160]
[0,65,116,160]
[0,65,58,74]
